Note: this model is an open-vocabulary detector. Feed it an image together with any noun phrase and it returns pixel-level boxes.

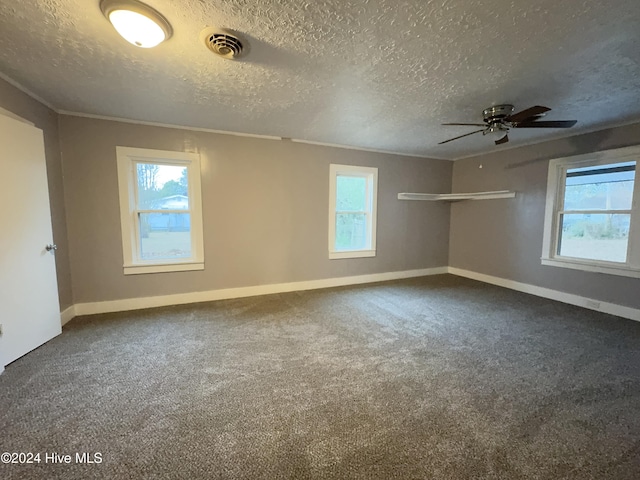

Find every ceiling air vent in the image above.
[200,27,248,60]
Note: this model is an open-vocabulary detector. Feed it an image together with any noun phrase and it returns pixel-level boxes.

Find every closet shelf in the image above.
[397,190,516,201]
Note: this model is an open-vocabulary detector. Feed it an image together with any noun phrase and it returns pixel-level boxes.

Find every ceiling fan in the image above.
[438,105,577,145]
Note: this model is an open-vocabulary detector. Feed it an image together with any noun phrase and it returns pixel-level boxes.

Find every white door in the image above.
[0,112,61,370]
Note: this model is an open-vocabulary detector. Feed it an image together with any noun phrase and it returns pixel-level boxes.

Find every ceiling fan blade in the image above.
[438,129,485,145]
[506,105,551,123]
[442,123,487,126]
[495,133,509,145]
[515,120,577,128]
[519,114,546,122]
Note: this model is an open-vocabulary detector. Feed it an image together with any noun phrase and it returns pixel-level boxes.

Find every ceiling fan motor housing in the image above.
[483,104,514,123]
[483,123,509,136]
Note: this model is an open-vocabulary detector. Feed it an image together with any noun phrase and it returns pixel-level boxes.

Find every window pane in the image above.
[564,162,635,211]
[139,212,192,260]
[336,175,366,211]
[558,213,630,263]
[335,213,367,251]
[136,163,189,209]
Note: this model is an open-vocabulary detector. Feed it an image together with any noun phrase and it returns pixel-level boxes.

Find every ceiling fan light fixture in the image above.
[100,0,173,48]
[483,124,509,139]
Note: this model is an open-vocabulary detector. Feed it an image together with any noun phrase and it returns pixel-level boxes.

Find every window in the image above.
[116,147,204,275]
[541,145,640,278]
[328,164,378,259]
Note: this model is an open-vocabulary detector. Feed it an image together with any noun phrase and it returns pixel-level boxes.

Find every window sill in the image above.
[124,262,204,275]
[329,249,376,260]
[541,257,640,279]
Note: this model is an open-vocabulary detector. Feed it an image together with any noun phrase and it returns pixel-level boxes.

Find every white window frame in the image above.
[541,144,640,278]
[116,146,205,275]
[328,164,378,260]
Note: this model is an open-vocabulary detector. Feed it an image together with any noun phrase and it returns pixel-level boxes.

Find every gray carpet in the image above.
[1,274,640,479]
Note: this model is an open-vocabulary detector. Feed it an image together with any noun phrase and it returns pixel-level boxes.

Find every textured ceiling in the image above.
[1,0,639,159]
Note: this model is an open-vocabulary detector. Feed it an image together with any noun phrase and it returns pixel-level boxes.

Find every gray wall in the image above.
[59,115,452,304]
[449,122,640,309]
[13,82,638,311]
[0,78,73,310]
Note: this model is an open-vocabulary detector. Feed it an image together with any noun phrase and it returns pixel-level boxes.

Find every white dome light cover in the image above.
[483,124,509,139]
[100,0,173,48]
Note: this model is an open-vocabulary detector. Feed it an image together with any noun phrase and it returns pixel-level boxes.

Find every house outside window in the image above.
[116,146,204,275]
[328,164,378,259]
[541,145,640,278]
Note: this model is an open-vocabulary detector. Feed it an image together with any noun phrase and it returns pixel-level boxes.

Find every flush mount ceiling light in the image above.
[100,0,173,48]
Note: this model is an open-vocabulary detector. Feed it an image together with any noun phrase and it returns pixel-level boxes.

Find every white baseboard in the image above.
[60,306,76,326]
[73,267,449,317]
[448,267,640,322]
[60,265,640,323]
